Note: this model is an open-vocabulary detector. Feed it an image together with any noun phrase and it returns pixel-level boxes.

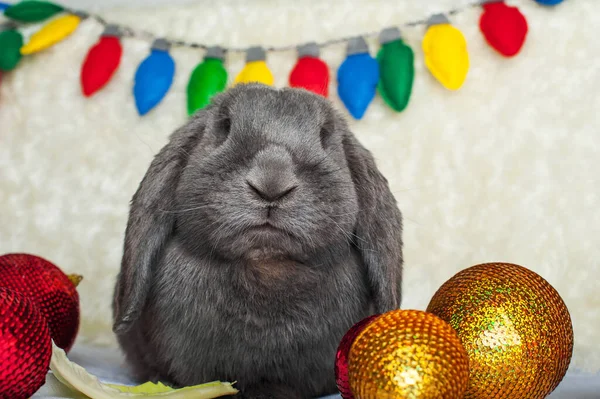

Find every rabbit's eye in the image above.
[320,121,334,149]
[215,116,232,142]
[219,117,231,134]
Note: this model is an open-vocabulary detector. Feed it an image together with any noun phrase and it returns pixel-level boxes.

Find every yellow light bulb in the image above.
[20,14,82,55]
[234,46,274,86]
[422,14,469,91]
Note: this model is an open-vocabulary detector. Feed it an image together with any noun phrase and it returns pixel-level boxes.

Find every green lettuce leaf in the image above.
[50,341,238,398]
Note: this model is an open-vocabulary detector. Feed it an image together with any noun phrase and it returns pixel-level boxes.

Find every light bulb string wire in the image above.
[45,0,493,53]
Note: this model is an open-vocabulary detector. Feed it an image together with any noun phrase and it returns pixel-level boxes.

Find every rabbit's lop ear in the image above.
[112,114,206,334]
[343,131,403,313]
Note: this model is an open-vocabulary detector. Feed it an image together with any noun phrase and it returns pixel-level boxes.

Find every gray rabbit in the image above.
[112,84,403,399]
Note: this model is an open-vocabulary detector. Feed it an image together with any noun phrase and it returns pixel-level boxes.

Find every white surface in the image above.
[1,0,599,374]
[31,344,600,399]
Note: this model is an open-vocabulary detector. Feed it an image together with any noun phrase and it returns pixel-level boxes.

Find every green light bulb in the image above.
[187,46,228,116]
[4,1,64,23]
[377,27,415,113]
[0,27,24,71]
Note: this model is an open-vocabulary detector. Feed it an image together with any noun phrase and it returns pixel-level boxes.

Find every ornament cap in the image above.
[205,45,225,61]
[67,274,83,287]
[427,13,450,28]
[480,0,503,4]
[102,24,121,38]
[346,36,369,56]
[297,42,320,58]
[379,27,402,44]
[151,38,171,52]
[246,46,266,62]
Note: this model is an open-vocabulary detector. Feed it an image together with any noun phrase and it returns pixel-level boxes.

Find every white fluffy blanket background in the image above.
[1,0,598,374]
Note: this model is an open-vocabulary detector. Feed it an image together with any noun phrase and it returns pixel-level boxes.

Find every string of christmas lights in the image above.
[0,0,565,119]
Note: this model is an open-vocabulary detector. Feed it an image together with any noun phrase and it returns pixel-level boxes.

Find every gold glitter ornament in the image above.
[427,262,574,399]
[347,309,469,399]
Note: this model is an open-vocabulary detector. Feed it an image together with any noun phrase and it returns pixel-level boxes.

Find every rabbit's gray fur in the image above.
[112,84,403,399]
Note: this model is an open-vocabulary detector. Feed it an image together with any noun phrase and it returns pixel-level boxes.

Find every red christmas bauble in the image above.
[480,1,528,57]
[289,56,330,97]
[0,253,81,352]
[335,314,379,399]
[0,288,52,399]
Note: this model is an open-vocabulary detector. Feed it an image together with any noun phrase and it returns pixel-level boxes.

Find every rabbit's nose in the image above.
[246,147,298,202]
[247,180,297,202]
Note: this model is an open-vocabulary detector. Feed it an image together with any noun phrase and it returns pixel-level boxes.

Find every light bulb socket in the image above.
[204,46,225,61]
[346,36,369,56]
[246,46,266,62]
[0,21,18,31]
[71,10,89,19]
[379,27,402,45]
[427,13,450,28]
[151,38,171,52]
[102,24,121,38]
[297,42,320,58]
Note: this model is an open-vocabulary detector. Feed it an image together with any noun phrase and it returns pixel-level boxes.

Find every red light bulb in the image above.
[81,24,123,97]
[480,0,528,57]
[289,42,329,97]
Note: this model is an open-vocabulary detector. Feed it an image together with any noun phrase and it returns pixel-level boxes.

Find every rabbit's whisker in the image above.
[160,204,214,213]
[323,214,354,244]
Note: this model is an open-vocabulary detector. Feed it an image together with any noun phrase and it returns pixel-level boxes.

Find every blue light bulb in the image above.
[337,37,379,120]
[534,0,564,5]
[133,38,176,116]
[0,2,10,12]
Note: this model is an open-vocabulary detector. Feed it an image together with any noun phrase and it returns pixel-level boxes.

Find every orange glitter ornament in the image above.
[346,309,469,399]
[427,262,574,399]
